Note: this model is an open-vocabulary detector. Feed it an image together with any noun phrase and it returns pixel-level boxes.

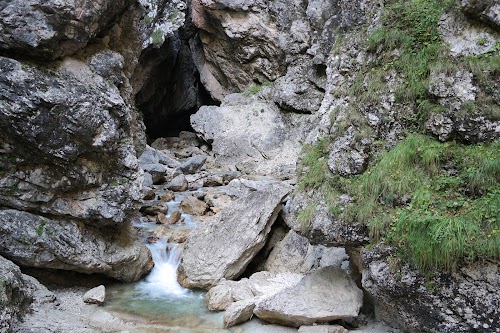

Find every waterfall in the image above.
[135,240,189,298]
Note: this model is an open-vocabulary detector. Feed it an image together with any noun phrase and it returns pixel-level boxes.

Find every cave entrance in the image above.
[135,33,215,143]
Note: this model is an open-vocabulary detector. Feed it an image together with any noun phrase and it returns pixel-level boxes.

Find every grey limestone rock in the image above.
[179,155,207,174]
[298,325,348,333]
[83,285,106,305]
[0,0,134,60]
[460,0,500,30]
[177,183,292,289]
[263,230,348,274]
[362,245,500,333]
[0,255,55,333]
[166,174,188,192]
[190,95,305,177]
[223,299,256,328]
[254,267,364,327]
[0,209,153,282]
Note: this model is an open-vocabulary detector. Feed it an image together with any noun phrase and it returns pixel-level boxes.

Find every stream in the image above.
[103,190,294,333]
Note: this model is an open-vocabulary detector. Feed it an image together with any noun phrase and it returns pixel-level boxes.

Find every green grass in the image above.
[346,135,500,272]
[151,28,164,47]
[298,203,317,234]
[244,81,273,96]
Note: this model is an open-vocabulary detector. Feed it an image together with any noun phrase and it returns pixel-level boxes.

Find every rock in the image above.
[205,271,303,312]
[152,226,171,239]
[168,230,190,244]
[0,57,142,226]
[0,209,153,282]
[177,183,292,289]
[179,155,207,174]
[168,211,183,224]
[0,0,133,60]
[143,187,156,200]
[190,95,305,177]
[460,0,500,29]
[83,285,106,305]
[224,300,256,328]
[298,325,348,333]
[160,191,176,202]
[263,230,348,274]
[166,174,188,192]
[139,146,179,168]
[254,267,363,327]
[0,255,55,332]
[140,203,168,216]
[143,172,154,188]
[141,163,168,184]
[283,194,369,247]
[180,196,208,215]
[439,11,499,57]
[361,245,500,333]
[155,213,167,224]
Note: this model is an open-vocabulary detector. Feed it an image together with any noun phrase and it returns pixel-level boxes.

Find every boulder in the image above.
[263,230,348,274]
[83,285,106,305]
[168,210,183,224]
[362,245,500,333]
[180,196,208,215]
[0,209,153,282]
[179,155,207,174]
[205,271,303,312]
[254,267,363,327]
[177,183,292,289]
[224,300,256,328]
[190,95,304,177]
[166,174,188,192]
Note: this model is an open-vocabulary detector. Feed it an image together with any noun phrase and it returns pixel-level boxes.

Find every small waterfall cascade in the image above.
[135,240,188,298]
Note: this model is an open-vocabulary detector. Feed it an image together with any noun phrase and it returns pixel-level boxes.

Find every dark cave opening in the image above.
[135,32,216,143]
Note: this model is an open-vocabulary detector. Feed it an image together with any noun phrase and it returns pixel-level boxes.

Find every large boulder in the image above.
[263,230,348,274]
[0,209,153,282]
[0,0,133,60]
[190,94,304,177]
[362,245,500,333]
[254,266,363,327]
[177,183,292,289]
[0,255,55,333]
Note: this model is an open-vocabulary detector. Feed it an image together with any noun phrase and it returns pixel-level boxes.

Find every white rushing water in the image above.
[135,240,189,298]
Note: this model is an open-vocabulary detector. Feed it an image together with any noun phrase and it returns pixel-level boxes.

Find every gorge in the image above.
[0,0,499,332]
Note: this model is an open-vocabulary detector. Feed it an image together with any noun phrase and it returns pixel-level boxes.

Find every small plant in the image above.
[151,28,164,48]
[144,14,153,26]
[244,81,273,96]
[298,203,317,234]
[36,220,46,236]
[476,37,487,46]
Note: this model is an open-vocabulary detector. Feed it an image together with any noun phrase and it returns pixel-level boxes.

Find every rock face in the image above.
[460,0,500,29]
[0,255,55,333]
[362,245,500,333]
[190,94,305,176]
[0,210,153,282]
[254,267,364,327]
[177,183,292,289]
[0,0,133,60]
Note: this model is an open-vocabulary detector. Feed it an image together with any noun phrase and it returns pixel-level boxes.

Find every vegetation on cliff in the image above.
[298,0,500,273]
